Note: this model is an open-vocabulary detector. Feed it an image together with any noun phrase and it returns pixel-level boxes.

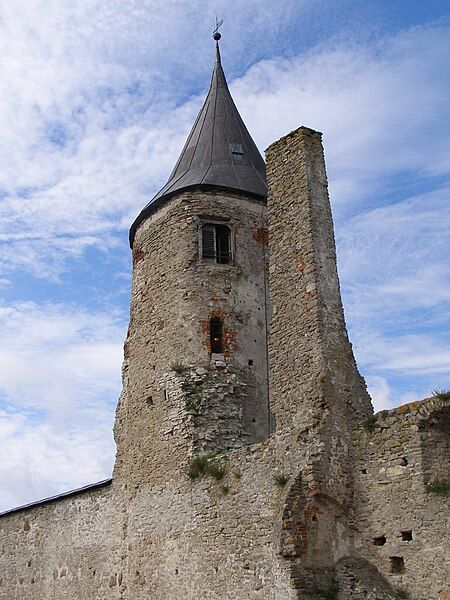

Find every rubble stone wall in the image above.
[113,188,270,491]
[352,397,450,600]
[0,483,123,600]
[0,127,448,600]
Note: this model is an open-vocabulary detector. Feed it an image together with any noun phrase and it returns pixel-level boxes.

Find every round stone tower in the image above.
[114,40,271,486]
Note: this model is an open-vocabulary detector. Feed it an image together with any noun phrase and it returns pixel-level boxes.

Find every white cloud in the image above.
[366,375,423,413]
[338,187,450,315]
[1,11,448,278]
[0,301,124,415]
[0,301,125,510]
[0,409,114,512]
[366,375,395,412]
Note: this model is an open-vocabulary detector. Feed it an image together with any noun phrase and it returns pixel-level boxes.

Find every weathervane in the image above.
[213,16,223,41]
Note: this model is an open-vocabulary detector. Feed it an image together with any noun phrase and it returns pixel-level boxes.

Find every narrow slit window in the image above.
[210,317,223,354]
[201,223,231,264]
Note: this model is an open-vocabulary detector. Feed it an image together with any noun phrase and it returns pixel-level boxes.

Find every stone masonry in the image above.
[0,127,448,600]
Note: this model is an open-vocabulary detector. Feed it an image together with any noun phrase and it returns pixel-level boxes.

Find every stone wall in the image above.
[114,188,270,491]
[265,127,373,596]
[0,482,123,599]
[112,126,376,599]
[0,126,448,600]
[352,397,450,600]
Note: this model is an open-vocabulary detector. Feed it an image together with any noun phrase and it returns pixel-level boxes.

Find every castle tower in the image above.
[114,37,271,485]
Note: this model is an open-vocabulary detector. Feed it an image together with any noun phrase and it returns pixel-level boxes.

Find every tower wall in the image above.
[114,188,270,487]
[1,128,447,600]
[265,126,371,435]
[264,127,374,595]
[111,127,377,600]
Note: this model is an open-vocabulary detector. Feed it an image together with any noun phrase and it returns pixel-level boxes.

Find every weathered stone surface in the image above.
[0,127,448,600]
[351,396,450,599]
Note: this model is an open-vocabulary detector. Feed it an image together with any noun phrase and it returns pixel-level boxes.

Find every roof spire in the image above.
[212,16,223,41]
[129,24,267,246]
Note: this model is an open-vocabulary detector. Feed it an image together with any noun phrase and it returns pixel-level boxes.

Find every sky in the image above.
[0,0,449,512]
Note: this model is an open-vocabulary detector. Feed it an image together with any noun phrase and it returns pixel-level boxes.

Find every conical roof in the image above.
[129,42,267,246]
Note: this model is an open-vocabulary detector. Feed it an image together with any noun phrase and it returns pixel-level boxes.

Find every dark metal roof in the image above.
[0,478,112,518]
[129,42,267,246]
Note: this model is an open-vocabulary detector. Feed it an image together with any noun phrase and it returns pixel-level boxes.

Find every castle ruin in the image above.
[0,36,448,600]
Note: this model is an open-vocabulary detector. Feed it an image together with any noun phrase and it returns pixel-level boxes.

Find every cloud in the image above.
[0,301,124,415]
[0,408,114,512]
[365,375,424,413]
[338,186,450,315]
[1,10,449,278]
[0,301,125,510]
[232,21,450,205]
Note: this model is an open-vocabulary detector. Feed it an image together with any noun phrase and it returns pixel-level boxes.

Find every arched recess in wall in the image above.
[210,316,223,354]
[278,470,353,598]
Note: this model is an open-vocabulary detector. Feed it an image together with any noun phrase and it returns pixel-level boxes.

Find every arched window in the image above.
[201,223,232,264]
[210,317,223,354]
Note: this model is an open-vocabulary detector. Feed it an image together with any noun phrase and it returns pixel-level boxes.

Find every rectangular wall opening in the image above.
[401,530,413,541]
[373,536,386,546]
[390,556,405,573]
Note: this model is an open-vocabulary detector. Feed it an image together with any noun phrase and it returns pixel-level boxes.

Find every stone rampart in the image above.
[352,396,450,600]
[0,482,123,599]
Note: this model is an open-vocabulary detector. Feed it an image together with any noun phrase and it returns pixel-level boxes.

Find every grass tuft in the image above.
[426,480,450,495]
[181,382,202,412]
[188,452,227,481]
[362,414,377,432]
[170,361,185,375]
[274,474,289,487]
[220,485,229,496]
[432,388,450,402]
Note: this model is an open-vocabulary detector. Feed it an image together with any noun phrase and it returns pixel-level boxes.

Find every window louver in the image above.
[202,225,216,261]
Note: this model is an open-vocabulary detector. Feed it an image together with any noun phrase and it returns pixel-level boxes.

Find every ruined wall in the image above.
[1,126,447,600]
[112,126,376,599]
[0,482,123,599]
[265,127,373,596]
[352,397,450,600]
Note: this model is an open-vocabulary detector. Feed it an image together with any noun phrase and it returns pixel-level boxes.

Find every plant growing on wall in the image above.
[432,388,450,402]
[181,382,203,412]
[170,361,185,374]
[188,451,227,481]
[274,474,289,487]
[362,414,377,432]
[426,480,450,495]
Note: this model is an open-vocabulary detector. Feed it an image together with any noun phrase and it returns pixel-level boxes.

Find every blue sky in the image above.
[0,0,449,511]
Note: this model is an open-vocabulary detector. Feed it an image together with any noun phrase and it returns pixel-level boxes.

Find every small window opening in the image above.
[201,223,231,264]
[146,396,153,406]
[361,468,367,474]
[248,359,253,366]
[390,556,405,574]
[230,143,244,163]
[210,317,223,354]
[373,536,386,546]
[401,530,412,541]
[400,457,408,466]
